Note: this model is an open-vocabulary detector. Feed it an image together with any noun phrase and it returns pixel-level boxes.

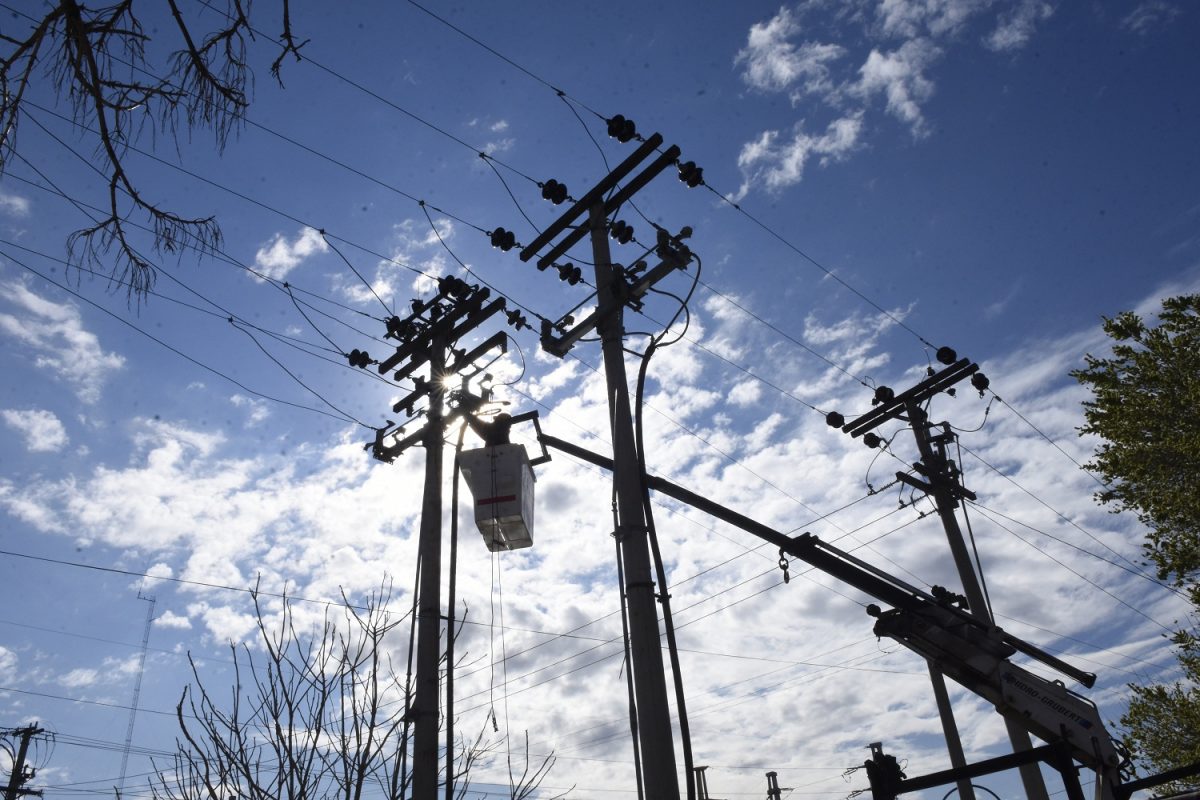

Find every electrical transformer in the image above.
[458,443,535,551]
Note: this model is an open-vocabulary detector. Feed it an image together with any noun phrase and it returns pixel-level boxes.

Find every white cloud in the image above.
[854,38,940,134]
[0,281,125,403]
[490,120,509,132]
[230,394,271,427]
[1120,1,1181,35]
[987,0,1054,51]
[1,408,68,452]
[0,416,425,642]
[138,561,175,589]
[59,667,100,688]
[253,227,329,281]
[0,646,15,684]
[877,0,993,39]
[732,1,1053,197]
[155,609,193,629]
[728,380,763,407]
[736,7,846,96]
[482,136,515,155]
[732,114,863,200]
[0,191,30,217]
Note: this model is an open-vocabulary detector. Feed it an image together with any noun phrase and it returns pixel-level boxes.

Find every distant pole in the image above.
[927,662,976,800]
[588,201,680,800]
[694,766,710,800]
[766,771,782,800]
[411,338,447,800]
[905,403,1049,800]
[118,593,156,796]
[4,724,43,800]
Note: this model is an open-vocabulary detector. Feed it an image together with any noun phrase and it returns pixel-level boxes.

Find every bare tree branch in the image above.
[0,1,304,299]
[146,588,561,800]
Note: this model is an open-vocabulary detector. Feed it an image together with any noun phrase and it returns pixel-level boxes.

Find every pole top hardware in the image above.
[841,358,984,439]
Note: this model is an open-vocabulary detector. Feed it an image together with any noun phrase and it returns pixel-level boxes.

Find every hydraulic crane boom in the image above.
[538,432,1124,799]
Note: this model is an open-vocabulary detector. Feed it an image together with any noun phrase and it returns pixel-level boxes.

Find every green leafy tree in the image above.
[1072,294,1200,789]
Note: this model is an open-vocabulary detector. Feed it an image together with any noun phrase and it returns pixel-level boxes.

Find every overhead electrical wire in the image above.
[393,0,1133,516]
[987,388,1111,489]
[967,500,1184,598]
[0,548,396,613]
[0,7,1161,786]
[0,250,365,425]
[5,170,401,353]
[967,504,1175,634]
[17,10,917,531]
[450,504,940,718]
[5,149,391,371]
[959,443,1172,587]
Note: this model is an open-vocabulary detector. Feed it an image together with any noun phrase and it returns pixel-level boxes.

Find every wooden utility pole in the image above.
[3,724,43,800]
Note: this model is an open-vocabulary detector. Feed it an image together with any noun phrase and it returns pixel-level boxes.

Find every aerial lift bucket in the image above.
[458,443,535,551]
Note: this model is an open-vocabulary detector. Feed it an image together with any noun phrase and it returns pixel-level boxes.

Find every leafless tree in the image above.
[0,0,307,297]
[148,587,564,800]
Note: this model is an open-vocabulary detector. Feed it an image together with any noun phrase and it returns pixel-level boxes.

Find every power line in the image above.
[0,249,364,426]
[968,501,1184,598]
[0,548,394,613]
[959,443,1160,581]
[967,504,1175,634]
[399,0,938,353]
[4,168,400,349]
[987,389,1111,490]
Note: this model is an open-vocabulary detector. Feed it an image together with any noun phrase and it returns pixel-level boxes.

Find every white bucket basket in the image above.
[458,444,535,551]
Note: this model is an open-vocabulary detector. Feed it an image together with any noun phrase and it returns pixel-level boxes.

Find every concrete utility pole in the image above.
[903,401,1050,800]
[3,724,44,800]
[839,355,1049,800]
[587,202,680,798]
[517,130,693,800]
[410,339,446,800]
[370,277,509,800]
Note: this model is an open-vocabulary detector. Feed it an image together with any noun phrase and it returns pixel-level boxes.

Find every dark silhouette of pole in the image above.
[906,403,1049,800]
[4,724,43,800]
[588,202,680,800]
[766,771,782,800]
[411,340,447,800]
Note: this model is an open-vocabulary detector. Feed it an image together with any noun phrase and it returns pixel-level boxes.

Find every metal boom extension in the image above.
[535,431,1127,798]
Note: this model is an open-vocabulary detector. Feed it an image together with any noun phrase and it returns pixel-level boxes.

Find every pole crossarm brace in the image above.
[841,359,978,438]
[518,133,673,267]
[867,741,1084,800]
[377,289,503,376]
[539,231,692,357]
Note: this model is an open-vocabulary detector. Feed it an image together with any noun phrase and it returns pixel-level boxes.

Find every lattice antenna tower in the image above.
[117,593,156,797]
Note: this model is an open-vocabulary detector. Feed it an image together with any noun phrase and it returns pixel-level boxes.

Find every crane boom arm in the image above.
[538,433,1120,783]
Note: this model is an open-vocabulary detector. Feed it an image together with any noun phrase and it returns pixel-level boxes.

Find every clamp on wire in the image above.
[778,549,791,584]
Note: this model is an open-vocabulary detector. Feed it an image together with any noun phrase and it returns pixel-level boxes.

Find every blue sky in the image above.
[1,1,1198,798]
